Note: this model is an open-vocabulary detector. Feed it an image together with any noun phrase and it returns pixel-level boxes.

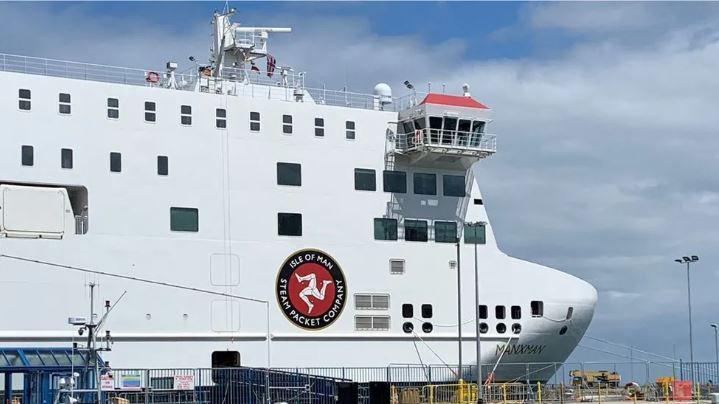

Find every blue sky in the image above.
[2,2,719,371]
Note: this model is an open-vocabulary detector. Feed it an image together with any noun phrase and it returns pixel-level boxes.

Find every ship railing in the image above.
[393,128,497,156]
[0,52,395,111]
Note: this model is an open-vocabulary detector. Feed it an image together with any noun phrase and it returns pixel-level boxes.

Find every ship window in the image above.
[21,145,33,166]
[495,305,506,319]
[559,326,568,335]
[566,307,573,320]
[110,152,122,172]
[443,117,458,131]
[354,168,376,191]
[250,111,260,131]
[413,118,426,130]
[512,323,522,334]
[345,121,356,140]
[355,294,390,310]
[458,119,472,133]
[402,304,413,318]
[180,105,192,125]
[383,170,407,193]
[355,315,389,331]
[59,93,71,114]
[401,121,414,134]
[157,156,168,176]
[413,173,436,195]
[18,89,31,110]
[421,304,433,319]
[282,114,293,134]
[443,175,466,197]
[403,322,414,333]
[61,148,73,169]
[389,259,405,274]
[422,322,433,333]
[474,198,483,205]
[429,116,442,129]
[434,221,458,243]
[107,98,119,119]
[144,101,156,122]
[472,121,486,133]
[374,218,398,241]
[531,301,544,317]
[277,213,302,236]
[404,219,428,242]
[314,118,324,137]
[211,351,240,368]
[277,162,301,186]
[511,305,521,319]
[497,323,507,334]
[170,207,199,232]
[479,305,488,319]
[216,108,227,128]
[464,223,486,245]
[479,322,488,334]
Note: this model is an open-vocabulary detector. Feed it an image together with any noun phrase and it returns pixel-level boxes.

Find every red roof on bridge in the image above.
[420,93,489,109]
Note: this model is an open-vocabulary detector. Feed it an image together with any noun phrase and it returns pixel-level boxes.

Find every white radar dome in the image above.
[373,83,393,103]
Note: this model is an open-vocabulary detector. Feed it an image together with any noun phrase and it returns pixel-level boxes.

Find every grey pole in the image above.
[474,239,483,402]
[686,261,695,382]
[456,240,463,380]
[711,324,718,382]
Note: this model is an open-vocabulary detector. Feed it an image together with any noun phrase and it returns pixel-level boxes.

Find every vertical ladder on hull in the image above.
[383,128,402,221]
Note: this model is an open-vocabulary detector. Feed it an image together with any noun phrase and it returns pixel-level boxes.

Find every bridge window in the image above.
[374,218,397,241]
[434,221,457,243]
[216,108,227,128]
[458,119,472,133]
[282,114,293,134]
[144,101,156,122]
[383,170,407,193]
[495,305,506,319]
[355,315,389,331]
[346,121,356,140]
[421,304,433,319]
[531,301,544,317]
[157,156,168,176]
[478,305,488,319]
[59,93,71,114]
[180,105,192,125]
[497,323,506,334]
[413,173,436,195]
[511,305,521,319]
[170,207,199,232]
[464,223,486,244]
[250,111,260,131]
[355,294,390,310]
[277,213,302,236]
[277,162,301,186]
[443,175,466,197]
[21,145,33,166]
[354,168,376,191]
[404,219,428,242]
[61,148,73,169]
[19,89,31,110]
[472,121,486,133]
[402,304,413,318]
[106,98,119,119]
[314,118,324,137]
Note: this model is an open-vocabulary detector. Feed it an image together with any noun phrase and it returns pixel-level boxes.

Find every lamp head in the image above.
[682,256,691,262]
[674,259,683,263]
[691,255,699,262]
[711,323,718,329]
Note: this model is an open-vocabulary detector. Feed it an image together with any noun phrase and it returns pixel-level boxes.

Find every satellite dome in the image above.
[373,83,392,105]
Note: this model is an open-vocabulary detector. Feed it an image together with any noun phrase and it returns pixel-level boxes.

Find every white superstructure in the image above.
[0,10,597,381]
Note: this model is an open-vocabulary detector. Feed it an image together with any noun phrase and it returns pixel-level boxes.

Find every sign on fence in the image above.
[121,373,142,390]
[100,374,115,391]
[174,375,195,390]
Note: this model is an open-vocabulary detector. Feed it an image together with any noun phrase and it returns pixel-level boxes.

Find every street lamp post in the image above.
[711,324,718,381]
[456,239,463,380]
[466,221,487,403]
[674,255,699,383]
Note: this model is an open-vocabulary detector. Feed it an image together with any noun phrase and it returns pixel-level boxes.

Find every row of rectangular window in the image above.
[374,218,486,243]
[475,301,545,320]
[20,146,168,175]
[17,90,355,136]
[401,304,433,319]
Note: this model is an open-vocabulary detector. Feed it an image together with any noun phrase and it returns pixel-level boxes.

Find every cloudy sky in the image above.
[2,1,718,366]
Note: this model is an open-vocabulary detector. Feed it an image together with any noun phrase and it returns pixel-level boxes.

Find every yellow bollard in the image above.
[459,379,465,404]
[502,383,508,404]
[429,384,434,404]
[537,381,542,404]
[663,380,669,404]
[696,382,701,402]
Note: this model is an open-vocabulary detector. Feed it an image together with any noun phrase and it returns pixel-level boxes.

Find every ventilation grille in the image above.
[390,259,405,274]
[355,294,390,310]
[355,315,390,331]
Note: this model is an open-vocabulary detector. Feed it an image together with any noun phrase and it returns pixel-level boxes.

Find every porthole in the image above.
[559,326,568,335]
[403,322,414,334]
[512,323,521,334]
[496,323,506,334]
[422,322,433,333]
[479,322,488,334]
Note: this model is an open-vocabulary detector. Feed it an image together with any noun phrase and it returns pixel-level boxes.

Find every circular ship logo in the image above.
[276,249,346,330]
